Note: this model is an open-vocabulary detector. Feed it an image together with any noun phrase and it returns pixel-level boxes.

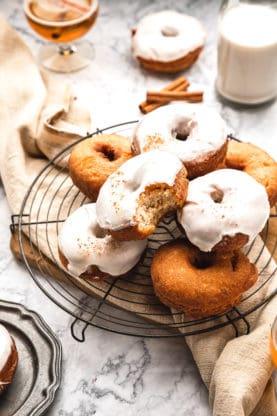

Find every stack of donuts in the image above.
[59,103,277,319]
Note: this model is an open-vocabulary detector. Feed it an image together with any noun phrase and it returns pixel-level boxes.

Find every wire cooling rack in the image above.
[12,121,277,341]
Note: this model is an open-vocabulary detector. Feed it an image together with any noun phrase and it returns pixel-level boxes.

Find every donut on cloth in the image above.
[69,134,132,201]
[151,239,258,319]
[131,10,206,73]
[58,203,147,280]
[0,324,18,395]
[225,140,277,207]
[132,104,228,178]
[177,169,270,253]
[96,150,188,240]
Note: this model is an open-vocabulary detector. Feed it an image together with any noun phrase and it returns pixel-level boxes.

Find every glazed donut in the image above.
[0,324,18,395]
[177,169,270,253]
[58,203,147,279]
[69,134,133,201]
[131,10,205,73]
[133,104,228,178]
[151,240,258,319]
[225,140,277,207]
[96,150,188,240]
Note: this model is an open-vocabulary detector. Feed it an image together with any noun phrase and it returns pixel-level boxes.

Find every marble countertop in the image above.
[0,1,276,415]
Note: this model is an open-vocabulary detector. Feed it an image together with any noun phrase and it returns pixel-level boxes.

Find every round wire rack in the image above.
[15,121,277,341]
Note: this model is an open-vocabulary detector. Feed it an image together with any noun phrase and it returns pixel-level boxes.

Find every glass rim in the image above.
[24,0,99,28]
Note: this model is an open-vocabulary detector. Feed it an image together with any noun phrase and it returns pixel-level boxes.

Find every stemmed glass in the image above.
[24,0,99,73]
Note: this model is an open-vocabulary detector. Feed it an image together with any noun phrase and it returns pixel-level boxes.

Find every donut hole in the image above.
[176,132,189,141]
[210,186,224,203]
[161,26,179,37]
[94,144,118,162]
[92,224,106,239]
[231,254,239,271]
[127,181,141,193]
[172,122,191,141]
[191,252,214,269]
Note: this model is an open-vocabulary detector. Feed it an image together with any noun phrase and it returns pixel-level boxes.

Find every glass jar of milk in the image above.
[216,0,277,104]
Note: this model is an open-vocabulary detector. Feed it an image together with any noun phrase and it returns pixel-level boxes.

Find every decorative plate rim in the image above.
[0,298,62,416]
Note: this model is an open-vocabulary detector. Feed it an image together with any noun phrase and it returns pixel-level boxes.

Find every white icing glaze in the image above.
[132,10,206,62]
[177,169,270,252]
[58,204,147,277]
[96,150,183,231]
[0,324,12,373]
[133,103,228,163]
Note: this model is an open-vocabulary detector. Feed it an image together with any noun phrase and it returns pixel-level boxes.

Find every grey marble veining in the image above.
[0,0,276,415]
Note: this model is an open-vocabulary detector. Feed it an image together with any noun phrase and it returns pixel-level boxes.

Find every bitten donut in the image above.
[131,10,206,73]
[58,203,147,280]
[151,240,258,319]
[225,140,277,207]
[133,104,228,178]
[69,134,133,201]
[96,150,188,240]
[177,169,270,253]
[0,324,18,395]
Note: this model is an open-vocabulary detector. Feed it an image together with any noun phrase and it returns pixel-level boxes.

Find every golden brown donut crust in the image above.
[135,46,203,73]
[177,219,249,254]
[151,240,258,319]
[225,140,277,207]
[69,134,133,201]
[0,338,18,396]
[108,166,189,241]
[185,140,228,179]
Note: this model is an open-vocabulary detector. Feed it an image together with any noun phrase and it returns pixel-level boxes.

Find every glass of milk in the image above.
[216,0,277,105]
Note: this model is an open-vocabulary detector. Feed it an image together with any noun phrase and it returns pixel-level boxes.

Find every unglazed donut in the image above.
[58,203,147,279]
[96,150,188,240]
[225,140,277,207]
[131,10,205,73]
[133,104,228,178]
[69,134,132,201]
[151,240,258,319]
[177,169,270,253]
[0,324,18,395]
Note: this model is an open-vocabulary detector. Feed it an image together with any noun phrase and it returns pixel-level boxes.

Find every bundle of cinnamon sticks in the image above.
[139,76,203,114]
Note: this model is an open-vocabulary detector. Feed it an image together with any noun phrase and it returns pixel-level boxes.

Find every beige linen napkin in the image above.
[0,14,91,212]
[0,16,276,416]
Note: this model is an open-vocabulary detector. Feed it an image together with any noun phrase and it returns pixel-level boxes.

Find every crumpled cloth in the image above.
[0,14,91,213]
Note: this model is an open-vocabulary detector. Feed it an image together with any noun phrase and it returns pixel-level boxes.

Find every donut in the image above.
[132,104,228,178]
[177,169,270,253]
[58,203,147,280]
[0,324,18,395]
[151,240,258,319]
[96,150,188,240]
[69,134,133,201]
[131,10,205,73]
[225,140,277,207]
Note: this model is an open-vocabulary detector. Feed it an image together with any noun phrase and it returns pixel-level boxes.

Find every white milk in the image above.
[216,3,277,104]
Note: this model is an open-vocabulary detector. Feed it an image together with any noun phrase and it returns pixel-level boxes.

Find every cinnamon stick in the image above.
[139,76,190,114]
[146,90,203,104]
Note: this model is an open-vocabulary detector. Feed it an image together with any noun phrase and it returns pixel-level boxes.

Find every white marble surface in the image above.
[0,0,276,415]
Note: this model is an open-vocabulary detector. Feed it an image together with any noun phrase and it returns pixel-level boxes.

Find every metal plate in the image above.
[0,299,62,416]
